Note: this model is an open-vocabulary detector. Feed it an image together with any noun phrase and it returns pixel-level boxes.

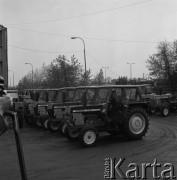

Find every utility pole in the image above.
[102,67,109,83]
[25,63,34,88]
[71,37,87,84]
[127,62,135,79]
[71,37,86,74]
[8,69,14,88]
[9,77,11,88]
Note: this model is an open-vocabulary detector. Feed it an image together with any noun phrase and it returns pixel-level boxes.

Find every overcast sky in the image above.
[0,0,177,85]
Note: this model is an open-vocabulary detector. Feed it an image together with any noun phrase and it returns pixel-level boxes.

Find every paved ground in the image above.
[1,114,177,180]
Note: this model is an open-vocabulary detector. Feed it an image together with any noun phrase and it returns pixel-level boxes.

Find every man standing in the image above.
[109,89,123,125]
[0,76,12,136]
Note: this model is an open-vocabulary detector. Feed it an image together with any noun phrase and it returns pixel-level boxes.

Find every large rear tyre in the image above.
[79,127,98,147]
[122,107,149,140]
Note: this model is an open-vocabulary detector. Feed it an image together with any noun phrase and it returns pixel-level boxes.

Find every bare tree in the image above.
[147,40,177,89]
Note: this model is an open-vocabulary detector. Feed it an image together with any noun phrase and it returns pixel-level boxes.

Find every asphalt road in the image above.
[1,114,177,180]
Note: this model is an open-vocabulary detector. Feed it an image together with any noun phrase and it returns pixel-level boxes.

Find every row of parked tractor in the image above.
[6,84,177,147]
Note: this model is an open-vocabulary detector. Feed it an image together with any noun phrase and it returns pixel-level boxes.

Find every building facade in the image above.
[0,25,8,88]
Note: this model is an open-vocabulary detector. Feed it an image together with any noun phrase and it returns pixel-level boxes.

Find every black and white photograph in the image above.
[0,0,177,179]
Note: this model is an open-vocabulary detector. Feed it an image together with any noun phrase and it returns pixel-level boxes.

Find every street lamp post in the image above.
[8,69,14,88]
[25,63,33,88]
[102,67,109,83]
[127,62,135,79]
[71,37,87,75]
[9,77,11,88]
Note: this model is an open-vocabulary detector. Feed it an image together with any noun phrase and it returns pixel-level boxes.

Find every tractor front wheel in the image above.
[36,118,42,128]
[43,119,49,130]
[79,127,98,147]
[65,126,79,141]
[48,121,60,133]
[161,107,169,117]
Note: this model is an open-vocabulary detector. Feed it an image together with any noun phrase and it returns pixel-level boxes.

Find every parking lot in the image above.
[1,114,177,180]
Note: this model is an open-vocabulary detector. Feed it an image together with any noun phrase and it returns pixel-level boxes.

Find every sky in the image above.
[0,0,177,86]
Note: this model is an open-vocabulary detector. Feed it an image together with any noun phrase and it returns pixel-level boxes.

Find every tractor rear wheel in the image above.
[122,107,149,140]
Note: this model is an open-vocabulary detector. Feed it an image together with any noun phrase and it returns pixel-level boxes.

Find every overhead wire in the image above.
[9,44,117,76]
[9,42,120,77]
[6,0,155,44]
[86,51,119,77]
[8,26,71,38]
[84,37,157,44]
[6,0,154,82]
[8,44,82,54]
[8,26,157,44]
[6,0,152,25]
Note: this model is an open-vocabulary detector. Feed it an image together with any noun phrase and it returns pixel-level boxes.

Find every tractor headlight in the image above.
[101,103,108,114]
[101,108,106,114]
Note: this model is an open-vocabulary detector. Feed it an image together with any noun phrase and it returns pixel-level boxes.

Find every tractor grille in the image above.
[63,114,71,123]
[65,106,71,114]
[38,106,47,116]
[54,108,63,119]
[29,105,35,114]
